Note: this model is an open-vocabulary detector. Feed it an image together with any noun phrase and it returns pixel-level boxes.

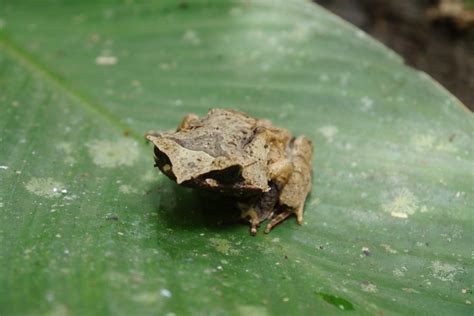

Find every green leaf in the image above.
[317,292,355,311]
[0,1,472,315]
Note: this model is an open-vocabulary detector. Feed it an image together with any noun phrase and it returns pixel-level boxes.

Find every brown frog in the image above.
[145,108,313,235]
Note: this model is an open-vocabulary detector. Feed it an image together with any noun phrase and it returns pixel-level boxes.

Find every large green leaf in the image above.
[0,1,472,315]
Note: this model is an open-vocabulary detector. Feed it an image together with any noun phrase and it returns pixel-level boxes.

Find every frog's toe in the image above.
[264,210,292,234]
[295,205,304,225]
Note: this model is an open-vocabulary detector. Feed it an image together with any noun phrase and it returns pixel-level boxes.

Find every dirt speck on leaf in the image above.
[430,261,463,282]
[383,188,420,219]
[318,125,338,143]
[360,281,378,293]
[209,238,239,255]
[25,177,65,198]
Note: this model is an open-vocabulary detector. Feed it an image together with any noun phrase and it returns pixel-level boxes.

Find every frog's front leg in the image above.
[239,183,280,236]
[239,204,260,236]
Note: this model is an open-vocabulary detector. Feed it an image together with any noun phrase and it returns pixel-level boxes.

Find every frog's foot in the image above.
[239,205,261,236]
[264,210,293,234]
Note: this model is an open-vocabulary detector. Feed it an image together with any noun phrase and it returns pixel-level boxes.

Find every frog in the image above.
[145,108,313,235]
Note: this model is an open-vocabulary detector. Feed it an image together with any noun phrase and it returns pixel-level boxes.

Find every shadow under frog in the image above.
[146,180,243,232]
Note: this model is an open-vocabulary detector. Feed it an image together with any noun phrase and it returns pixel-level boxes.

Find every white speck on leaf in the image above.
[25,178,65,198]
[95,55,118,65]
[390,212,408,219]
[380,244,398,254]
[393,267,407,277]
[238,305,268,316]
[411,133,458,152]
[318,125,338,143]
[0,165,8,170]
[431,261,463,282]
[383,188,420,219]
[361,281,378,293]
[87,138,138,168]
[360,96,374,111]
[119,184,138,194]
[183,30,200,45]
[160,288,172,298]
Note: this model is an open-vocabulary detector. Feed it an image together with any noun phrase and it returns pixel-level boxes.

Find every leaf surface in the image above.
[0,1,472,315]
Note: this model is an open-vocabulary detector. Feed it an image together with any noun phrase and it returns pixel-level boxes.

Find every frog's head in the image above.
[145,133,267,197]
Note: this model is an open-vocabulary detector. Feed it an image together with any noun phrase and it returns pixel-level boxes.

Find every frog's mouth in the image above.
[189,167,264,197]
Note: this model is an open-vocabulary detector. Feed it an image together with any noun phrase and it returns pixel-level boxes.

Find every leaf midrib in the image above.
[0,33,143,143]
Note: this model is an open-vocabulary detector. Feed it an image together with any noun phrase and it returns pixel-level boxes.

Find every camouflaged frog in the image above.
[145,108,313,235]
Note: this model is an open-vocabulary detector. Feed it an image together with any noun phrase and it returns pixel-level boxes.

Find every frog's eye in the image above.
[200,165,243,184]
[153,146,176,178]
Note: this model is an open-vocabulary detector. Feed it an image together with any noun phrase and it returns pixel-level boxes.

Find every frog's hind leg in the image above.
[264,203,305,233]
[274,136,312,230]
[264,210,293,234]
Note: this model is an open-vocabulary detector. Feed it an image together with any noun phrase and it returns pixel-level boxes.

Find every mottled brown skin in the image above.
[145,108,313,235]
